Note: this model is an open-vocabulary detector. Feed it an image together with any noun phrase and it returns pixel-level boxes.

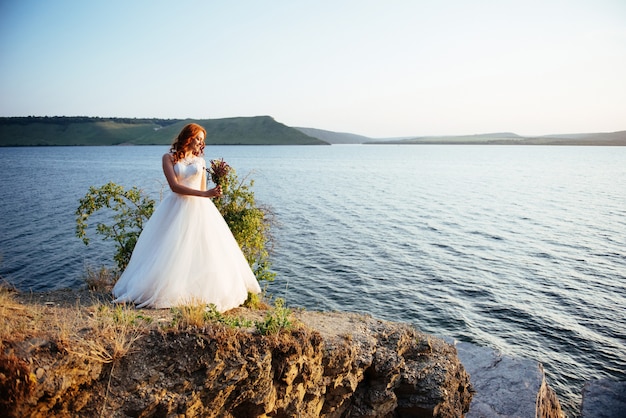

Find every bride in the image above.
[112,123,261,310]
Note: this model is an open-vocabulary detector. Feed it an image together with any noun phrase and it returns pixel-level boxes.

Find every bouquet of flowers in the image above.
[207,158,231,188]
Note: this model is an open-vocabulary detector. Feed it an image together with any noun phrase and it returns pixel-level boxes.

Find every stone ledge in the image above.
[453,341,564,418]
[3,300,474,417]
[581,379,626,418]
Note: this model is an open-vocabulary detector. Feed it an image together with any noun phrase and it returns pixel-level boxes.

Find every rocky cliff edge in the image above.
[2,289,573,417]
[2,290,473,417]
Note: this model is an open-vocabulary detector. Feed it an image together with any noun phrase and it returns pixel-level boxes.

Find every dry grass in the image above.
[0,285,302,416]
[170,302,208,329]
[0,286,20,339]
[0,285,151,365]
[66,304,151,363]
[1,285,45,348]
[1,283,295,366]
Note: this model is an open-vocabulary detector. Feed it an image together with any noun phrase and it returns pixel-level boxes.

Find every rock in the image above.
[454,341,563,418]
[4,310,473,417]
[299,311,474,417]
[581,379,626,418]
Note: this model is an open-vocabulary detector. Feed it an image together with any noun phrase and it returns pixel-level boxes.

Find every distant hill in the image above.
[521,131,626,146]
[370,131,626,146]
[0,116,327,146]
[1,116,623,146]
[369,132,523,144]
[294,127,372,144]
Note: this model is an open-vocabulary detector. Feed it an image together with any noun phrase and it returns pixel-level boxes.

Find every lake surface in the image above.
[1,144,625,416]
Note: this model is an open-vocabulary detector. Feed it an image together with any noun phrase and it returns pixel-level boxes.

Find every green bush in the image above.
[75,182,155,271]
[210,163,276,283]
[76,163,275,284]
[255,298,293,335]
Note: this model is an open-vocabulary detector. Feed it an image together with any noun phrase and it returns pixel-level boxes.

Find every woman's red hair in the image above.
[170,123,206,162]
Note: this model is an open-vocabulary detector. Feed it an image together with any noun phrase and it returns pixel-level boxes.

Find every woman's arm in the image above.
[162,154,221,198]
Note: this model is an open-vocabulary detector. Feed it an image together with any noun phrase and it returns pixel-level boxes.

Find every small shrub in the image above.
[75,182,155,271]
[170,303,207,329]
[170,303,253,330]
[243,291,270,310]
[83,265,119,291]
[107,304,153,326]
[204,304,254,328]
[255,298,293,335]
[209,164,276,284]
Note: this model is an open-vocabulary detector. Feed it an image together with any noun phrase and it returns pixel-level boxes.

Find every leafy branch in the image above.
[210,165,276,283]
[75,182,155,271]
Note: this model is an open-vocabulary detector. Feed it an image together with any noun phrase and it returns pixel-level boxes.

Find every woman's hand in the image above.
[206,185,222,198]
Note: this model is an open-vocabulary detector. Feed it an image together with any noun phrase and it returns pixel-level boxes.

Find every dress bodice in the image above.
[174,156,205,189]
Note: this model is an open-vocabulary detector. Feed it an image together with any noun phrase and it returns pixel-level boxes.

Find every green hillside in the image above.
[371,131,626,146]
[372,132,523,144]
[0,116,328,146]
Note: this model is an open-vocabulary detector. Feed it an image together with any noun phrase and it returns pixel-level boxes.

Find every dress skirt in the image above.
[112,192,261,311]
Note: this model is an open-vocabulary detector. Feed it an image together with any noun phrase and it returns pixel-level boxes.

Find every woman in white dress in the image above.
[112,123,261,310]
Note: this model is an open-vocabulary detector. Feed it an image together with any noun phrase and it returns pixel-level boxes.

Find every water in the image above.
[1,145,625,416]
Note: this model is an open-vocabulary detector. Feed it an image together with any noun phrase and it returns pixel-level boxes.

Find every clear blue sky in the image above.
[1,0,624,137]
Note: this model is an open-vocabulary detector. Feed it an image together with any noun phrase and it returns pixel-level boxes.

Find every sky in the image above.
[1,0,625,138]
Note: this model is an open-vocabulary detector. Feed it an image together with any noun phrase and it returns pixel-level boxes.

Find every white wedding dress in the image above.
[112,155,261,311]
